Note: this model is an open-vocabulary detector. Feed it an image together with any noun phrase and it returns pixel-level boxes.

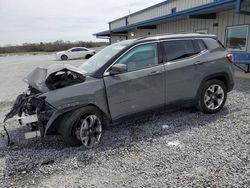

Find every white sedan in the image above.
[56,47,95,61]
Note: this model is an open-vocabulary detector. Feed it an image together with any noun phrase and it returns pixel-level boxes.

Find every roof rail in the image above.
[195,32,207,34]
[135,32,207,40]
[135,32,178,41]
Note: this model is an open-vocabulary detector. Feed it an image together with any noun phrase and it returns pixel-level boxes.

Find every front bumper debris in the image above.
[4,93,27,123]
[17,114,38,125]
[25,130,41,139]
[0,122,11,145]
[2,90,55,145]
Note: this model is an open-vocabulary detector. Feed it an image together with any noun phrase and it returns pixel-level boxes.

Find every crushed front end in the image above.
[2,63,86,144]
[4,87,55,140]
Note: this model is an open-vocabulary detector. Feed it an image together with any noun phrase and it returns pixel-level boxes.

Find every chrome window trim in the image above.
[164,49,208,65]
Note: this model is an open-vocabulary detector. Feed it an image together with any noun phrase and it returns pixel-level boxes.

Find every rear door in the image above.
[70,48,87,59]
[103,42,165,120]
[162,39,207,104]
[77,48,89,58]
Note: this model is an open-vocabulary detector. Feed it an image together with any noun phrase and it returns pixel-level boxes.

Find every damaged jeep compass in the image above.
[3,34,235,148]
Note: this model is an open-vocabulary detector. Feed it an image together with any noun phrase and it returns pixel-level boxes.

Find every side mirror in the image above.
[109,64,127,75]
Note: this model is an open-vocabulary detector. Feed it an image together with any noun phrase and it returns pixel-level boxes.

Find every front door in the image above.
[104,42,165,120]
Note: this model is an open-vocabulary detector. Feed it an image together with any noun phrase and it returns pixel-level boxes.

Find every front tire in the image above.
[85,54,92,59]
[61,55,68,61]
[197,79,227,114]
[58,106,103,148]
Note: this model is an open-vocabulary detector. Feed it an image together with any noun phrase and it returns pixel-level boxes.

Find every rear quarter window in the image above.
[202,38,226,51]
[194,39,207,52]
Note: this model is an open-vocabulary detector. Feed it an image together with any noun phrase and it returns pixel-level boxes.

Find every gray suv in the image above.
[4,33,234,148]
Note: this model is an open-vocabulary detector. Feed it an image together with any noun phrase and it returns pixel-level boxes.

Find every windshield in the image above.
[79,40,134,73]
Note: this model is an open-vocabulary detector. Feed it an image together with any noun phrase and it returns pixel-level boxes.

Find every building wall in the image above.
[128,0,214,25]
[110,35,127,44]
[110,0,214,30]
[126,6,250,52]
[110,18,126,30]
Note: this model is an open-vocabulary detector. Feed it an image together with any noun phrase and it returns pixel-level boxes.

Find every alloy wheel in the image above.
[204,84,225,110]
[77,115,102,148]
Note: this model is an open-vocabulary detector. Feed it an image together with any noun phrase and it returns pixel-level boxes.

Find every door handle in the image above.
[194,61,205,65]
[148,71,162,76]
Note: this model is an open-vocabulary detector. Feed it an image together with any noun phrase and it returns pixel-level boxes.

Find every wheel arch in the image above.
[45,104,110,135]
[61,54,68,60]
[196,72,230,99]
[85,54,92,59]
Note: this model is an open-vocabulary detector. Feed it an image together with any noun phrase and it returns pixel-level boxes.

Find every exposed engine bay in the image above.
[23,64,86,92]
[2,64,86,145]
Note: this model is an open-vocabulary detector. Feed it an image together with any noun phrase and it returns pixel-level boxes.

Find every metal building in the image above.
[94,0,250,53]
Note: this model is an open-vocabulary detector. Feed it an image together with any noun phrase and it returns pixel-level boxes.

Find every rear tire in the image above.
[61,55,68,61]
[58,106,103,148]
[197,79,227,114]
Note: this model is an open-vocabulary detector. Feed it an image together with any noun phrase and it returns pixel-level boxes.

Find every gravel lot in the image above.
[0,54,249,187]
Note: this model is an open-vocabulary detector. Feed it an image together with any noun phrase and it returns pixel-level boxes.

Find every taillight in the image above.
[226,54,234,64]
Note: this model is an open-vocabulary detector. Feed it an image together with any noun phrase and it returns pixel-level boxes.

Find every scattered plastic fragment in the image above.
[162,125,169,129]
[167,141,181,147]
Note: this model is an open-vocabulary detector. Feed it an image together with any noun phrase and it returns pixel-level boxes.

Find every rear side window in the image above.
[78,48,88,51]
[163,40,196,62]
[71,48,88,52]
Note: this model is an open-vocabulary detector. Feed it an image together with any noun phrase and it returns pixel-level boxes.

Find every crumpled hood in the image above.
[23,64,86,92]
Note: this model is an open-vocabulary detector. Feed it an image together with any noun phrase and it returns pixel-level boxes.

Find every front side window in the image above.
[226,25,249,51]
[163,40,196,62]
[71,48,79,52]
[115,43,158,72]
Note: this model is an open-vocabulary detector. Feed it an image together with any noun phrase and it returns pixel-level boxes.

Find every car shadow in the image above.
[0,106,230,180]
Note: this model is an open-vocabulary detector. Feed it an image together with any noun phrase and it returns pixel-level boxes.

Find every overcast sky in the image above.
[0,0,163,46]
